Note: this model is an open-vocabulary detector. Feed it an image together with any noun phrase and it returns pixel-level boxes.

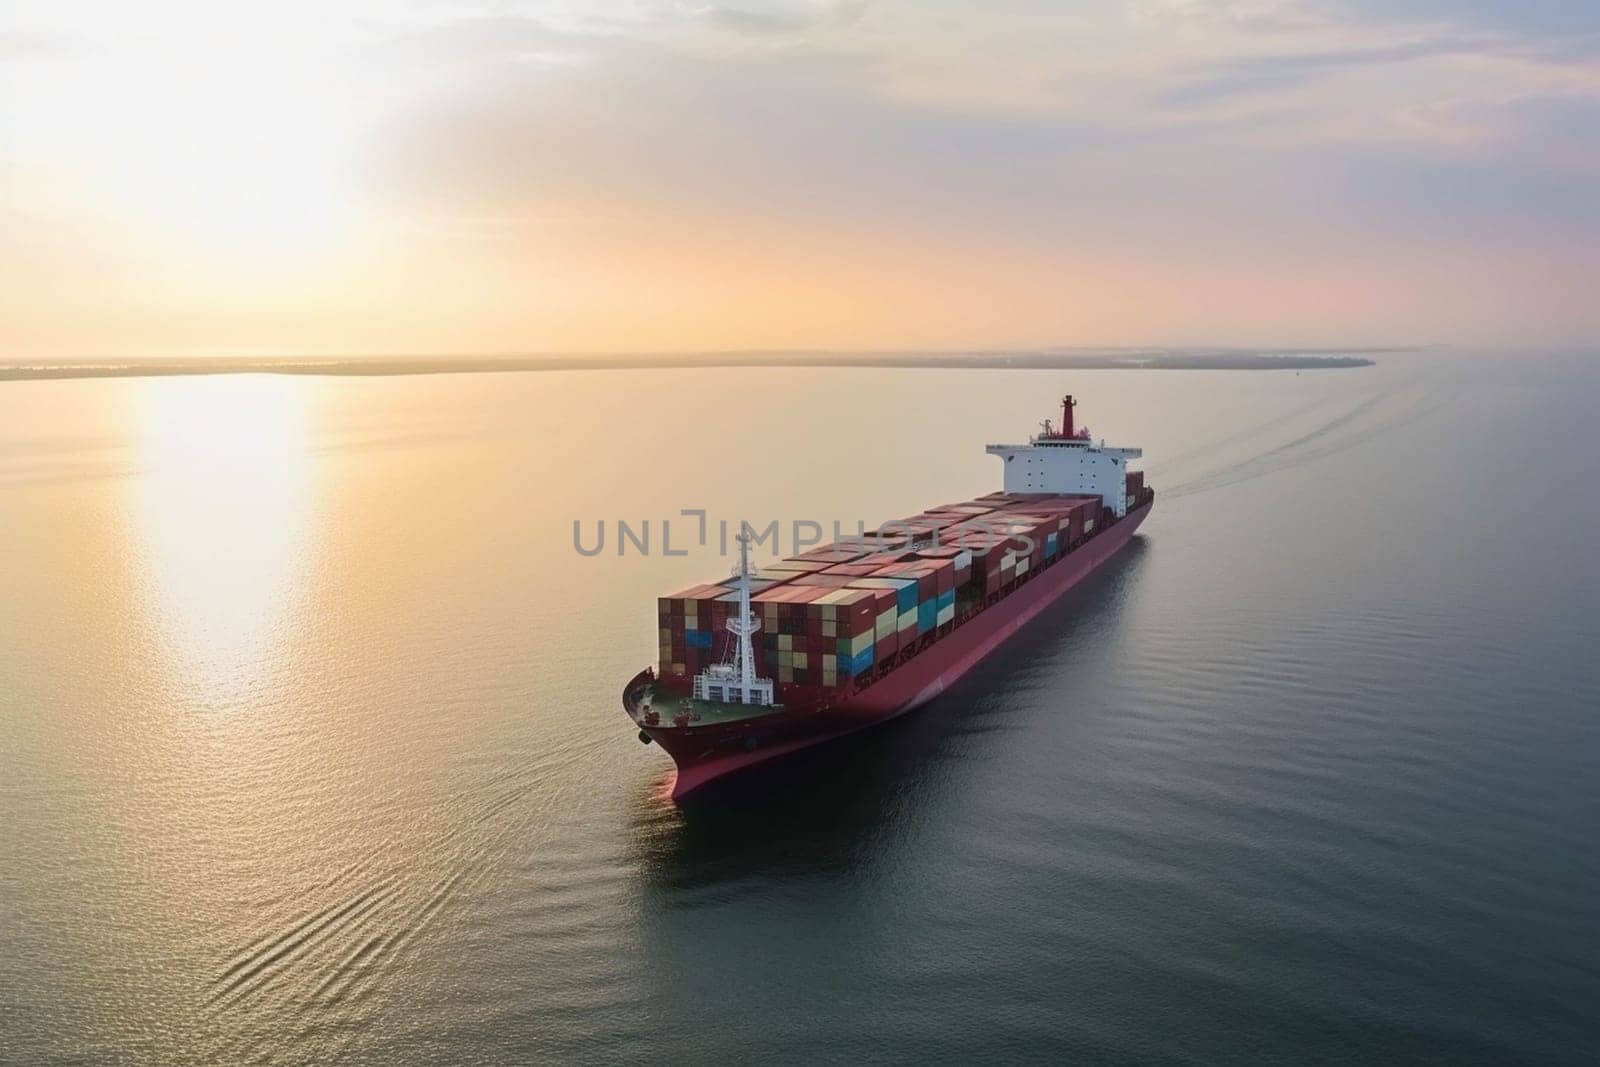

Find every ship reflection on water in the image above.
[630,712,949,884]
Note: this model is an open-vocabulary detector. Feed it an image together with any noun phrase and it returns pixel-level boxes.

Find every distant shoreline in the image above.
[0,349,1390,382]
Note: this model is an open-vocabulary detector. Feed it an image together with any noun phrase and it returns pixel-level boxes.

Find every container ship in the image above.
[622,395,1154,798]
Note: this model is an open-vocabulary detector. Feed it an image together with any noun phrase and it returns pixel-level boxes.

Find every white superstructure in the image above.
[985,395,1143,516]
[692,525,776,707]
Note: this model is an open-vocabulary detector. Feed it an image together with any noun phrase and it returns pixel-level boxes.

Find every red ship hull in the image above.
[626,498,1151,799]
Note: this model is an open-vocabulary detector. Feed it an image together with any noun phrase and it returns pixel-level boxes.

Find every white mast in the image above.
[692,524,776,706]
[729,527,762,698]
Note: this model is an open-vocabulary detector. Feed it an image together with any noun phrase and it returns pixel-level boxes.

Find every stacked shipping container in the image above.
[1125,470,1148,508]
[657,487,1142,700]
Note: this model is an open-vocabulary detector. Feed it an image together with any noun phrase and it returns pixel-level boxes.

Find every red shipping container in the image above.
[795,544,867,563]
[823,563,881,577]
[943,525,995,551]
[926,558,956,594]
[857,550,917,566]
[870,586,899,613]
[969,539,1008,575]
[832,590,878,635]
[664,582,728,600]
[790,573,855,588]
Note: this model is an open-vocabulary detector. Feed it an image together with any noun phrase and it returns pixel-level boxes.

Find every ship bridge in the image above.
[985,394,1143,516]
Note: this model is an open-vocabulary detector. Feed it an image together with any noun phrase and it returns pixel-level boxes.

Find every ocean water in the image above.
[2,352,1597,1064]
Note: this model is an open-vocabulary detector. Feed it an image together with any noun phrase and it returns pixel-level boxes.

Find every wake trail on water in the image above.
[1158,377,1455,501]
[198,739,600,1058]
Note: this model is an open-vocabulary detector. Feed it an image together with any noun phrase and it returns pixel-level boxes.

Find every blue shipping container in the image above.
[686,629,712,649]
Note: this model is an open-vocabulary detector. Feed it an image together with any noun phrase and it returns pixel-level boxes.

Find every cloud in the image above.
[1157,39,1464,105]
[365,14,585,68]
[704,1,874,37]
[1144,0,1600,59]
[7,0,1600,351]
[1127,0,1318,32]
[0,28,97,61]
[1338,0,1600,42]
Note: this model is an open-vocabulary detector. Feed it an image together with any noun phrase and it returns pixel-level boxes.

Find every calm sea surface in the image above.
[3,354,1597,1064]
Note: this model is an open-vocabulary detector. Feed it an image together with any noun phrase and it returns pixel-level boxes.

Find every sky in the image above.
[2,0,1597,357]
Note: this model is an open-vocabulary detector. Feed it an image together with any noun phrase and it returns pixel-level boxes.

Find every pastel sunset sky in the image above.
[4,1,1596,356]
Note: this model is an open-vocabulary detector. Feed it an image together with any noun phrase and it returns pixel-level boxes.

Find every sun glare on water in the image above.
[132,375,313,705]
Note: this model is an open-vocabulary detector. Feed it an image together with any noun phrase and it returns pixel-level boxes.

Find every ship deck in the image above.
[639,686,787,727]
